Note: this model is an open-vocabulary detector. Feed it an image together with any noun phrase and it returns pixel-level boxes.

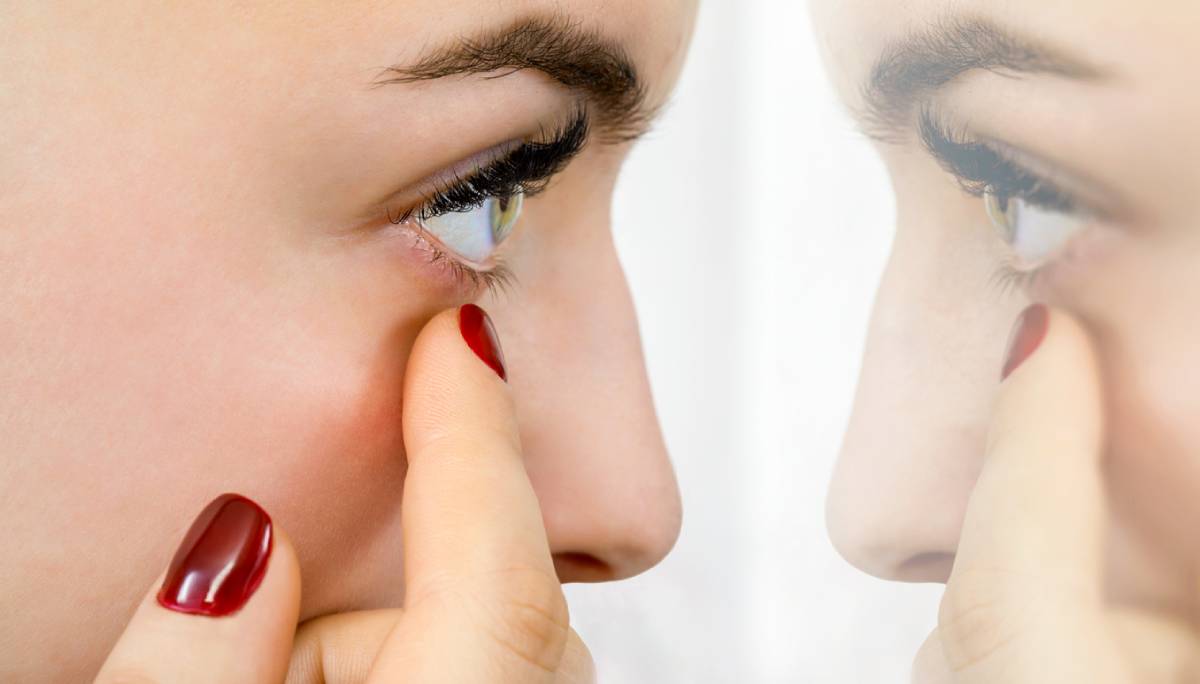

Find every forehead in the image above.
[812,0,1197,108]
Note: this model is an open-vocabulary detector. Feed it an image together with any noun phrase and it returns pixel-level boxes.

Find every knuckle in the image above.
[481,565,571,674]
[937,569,1030,671]
[415,427,521,468]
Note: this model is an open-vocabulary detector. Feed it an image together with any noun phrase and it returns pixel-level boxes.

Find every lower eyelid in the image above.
[387,217,515,296]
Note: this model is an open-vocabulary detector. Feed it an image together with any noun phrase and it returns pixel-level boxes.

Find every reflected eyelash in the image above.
[918,107,1078,213]
[988,262,1039,294]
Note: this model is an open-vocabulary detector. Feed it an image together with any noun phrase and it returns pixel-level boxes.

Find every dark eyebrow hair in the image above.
[373,16,654,144]
[859,16,1105,142]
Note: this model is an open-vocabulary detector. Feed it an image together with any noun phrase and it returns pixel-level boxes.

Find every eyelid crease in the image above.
[381,105,590,225]
[916,107,1119,219]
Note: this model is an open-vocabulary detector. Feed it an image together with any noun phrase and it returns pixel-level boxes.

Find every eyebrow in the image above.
[373,16,654,144]
[859,17,1105,142]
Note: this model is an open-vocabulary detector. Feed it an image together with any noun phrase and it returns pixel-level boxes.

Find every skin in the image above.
[99,308,595,683]
[812,0,1200,678]
[0,1,696,680]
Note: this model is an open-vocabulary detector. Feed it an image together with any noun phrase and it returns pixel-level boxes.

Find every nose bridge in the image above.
[487,237,681,583]
[827,254,1010,583]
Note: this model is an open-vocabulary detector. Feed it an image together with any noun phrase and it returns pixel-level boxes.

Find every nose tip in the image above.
[549,489,683,583]
[552,553,613,583]
[826,465,959,584]
[894,552,955,584]
[827,517,954,584]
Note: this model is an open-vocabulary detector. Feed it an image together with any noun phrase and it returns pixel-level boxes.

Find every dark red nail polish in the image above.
[1001,304,1049,380]
[460,304,507,381]
[157,494,272,617]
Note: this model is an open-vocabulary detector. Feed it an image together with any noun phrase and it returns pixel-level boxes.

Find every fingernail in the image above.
[1001,304,1049,381]
[157,494,273,617]
[459,304,507,381]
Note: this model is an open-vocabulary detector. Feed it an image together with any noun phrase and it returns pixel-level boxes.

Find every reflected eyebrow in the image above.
[859,17,1106,142]
[374,16,654,144]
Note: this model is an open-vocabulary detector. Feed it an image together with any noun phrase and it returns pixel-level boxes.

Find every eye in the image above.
[419,192,524,264]
[984,189,1086,271]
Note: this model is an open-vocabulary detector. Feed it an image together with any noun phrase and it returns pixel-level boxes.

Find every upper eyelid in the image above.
[914,106,1143,224]
[379,107,590,222]
[918,108,1096,213]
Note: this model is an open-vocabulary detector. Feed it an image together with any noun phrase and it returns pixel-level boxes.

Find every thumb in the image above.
[936,305,1128,683]
[96,494,301,683]
[367,304,571,683]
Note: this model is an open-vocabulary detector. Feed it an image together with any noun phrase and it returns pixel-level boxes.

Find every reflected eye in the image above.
[984,189,1085,271]
[420,192,524,264]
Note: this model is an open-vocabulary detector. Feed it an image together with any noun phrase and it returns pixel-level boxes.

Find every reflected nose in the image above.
[825,259,1015,584]
[827,410,966,584]
[487,237,681,583]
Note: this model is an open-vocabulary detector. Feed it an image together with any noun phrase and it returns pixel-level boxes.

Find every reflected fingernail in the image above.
[460,304,507,381]
[1001,304,1049,381]
[157,493,273,617]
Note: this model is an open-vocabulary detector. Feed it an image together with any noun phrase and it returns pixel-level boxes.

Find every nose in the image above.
[826,251,1020,584]
[486,234,682,583]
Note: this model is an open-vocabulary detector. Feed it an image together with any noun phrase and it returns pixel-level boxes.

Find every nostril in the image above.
[895,552,956,584]
[552,553,613,584]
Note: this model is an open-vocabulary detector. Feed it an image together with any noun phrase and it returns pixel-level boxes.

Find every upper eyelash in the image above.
[917,107,1077,213]
[387,107,589,226]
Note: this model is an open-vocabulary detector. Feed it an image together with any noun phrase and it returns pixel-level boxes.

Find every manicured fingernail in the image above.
[157,494,273,617]
[1001,304,1049,380]
[460,304,507,381]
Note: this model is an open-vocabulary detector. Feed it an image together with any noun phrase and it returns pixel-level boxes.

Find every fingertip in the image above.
[993,306,1104,446]
[97,497,302,684]
[402,306,519,458]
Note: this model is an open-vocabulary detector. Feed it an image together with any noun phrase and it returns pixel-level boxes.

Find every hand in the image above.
[913,305,1199,683]
[95,305,594,683]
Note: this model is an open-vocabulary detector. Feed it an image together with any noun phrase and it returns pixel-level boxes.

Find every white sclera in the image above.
[421,193,524,263]
[985,192,1085,271]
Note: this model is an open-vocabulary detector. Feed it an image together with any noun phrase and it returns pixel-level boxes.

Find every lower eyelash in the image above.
[400,217,517,295]
[427,246,516,295]
[989,263,1040,296]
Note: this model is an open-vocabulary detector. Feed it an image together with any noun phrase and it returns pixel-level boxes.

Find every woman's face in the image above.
[0,1,694,678]
[816,0,1200,611]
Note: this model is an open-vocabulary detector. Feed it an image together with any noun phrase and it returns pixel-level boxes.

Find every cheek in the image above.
[100,292,416,614]
[188,322,413,617]
[1095,313,1200,571]
[7,205,433,624]
[1054,233,1200,589]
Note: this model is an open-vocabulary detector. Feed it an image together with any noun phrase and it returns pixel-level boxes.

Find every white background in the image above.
[565,3,943,681]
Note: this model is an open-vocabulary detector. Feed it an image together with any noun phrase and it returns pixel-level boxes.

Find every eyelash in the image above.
[384,109,590,293]
[917,108,1084,290]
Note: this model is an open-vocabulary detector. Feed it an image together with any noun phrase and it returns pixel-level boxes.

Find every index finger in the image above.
[368,305,569,683]
[937,305,1127,682]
